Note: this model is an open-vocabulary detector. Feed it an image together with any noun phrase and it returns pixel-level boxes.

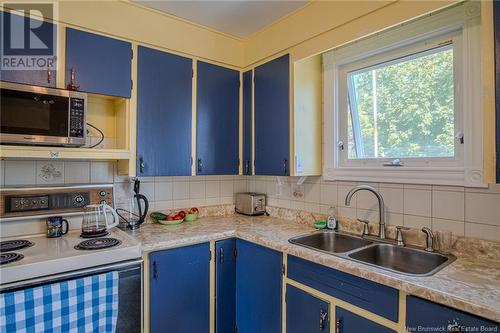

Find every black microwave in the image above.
[0,82,87,147]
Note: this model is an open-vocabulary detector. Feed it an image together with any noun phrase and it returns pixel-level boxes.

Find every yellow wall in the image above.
[244,0,458,66]
[481,1,497,183]
[293,55,322,176]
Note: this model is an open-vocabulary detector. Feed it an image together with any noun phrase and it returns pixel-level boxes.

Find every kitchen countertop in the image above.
[127,214,500,323]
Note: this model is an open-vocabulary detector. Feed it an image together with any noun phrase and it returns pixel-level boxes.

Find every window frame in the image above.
[323,3,484,186]
[339,33,462,167]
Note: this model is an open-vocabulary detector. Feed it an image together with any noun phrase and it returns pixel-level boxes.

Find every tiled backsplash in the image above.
[248,176,500,242]
[1,160,499,241]
[0,160,249,212]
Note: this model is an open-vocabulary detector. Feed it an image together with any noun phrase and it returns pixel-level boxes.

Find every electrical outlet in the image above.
[291,184,304,199]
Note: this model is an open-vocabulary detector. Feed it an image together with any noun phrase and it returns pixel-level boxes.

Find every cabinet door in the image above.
[65,28,131,98]
[136,46,192,176]
[236,239,282,333]
[335,307,395,333]
[215,239,236,333]
[0,11,57,87]
[495,0,500,183]
[196,61,239,175]
[406,296,499,332]
[254,54,290,176]
[242,70,253,175]
[149,243,210,333]
[286,285,329,333]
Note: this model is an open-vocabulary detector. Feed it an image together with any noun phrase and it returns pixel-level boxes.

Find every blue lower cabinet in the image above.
[406,296,500,332]
[236,239,282,333]
[286,285,330,333]
[196,61,240,175]
[336,307,395,333]
[215,239,236,333]
[287,255,398,321]
[149,243,210,333]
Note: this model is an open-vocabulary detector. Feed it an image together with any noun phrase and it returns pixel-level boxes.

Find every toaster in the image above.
[235,192,266,216]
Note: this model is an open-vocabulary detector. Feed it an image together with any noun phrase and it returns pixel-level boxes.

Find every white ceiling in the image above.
[135,1,309,38]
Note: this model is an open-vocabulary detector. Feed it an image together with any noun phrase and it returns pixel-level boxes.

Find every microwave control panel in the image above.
[69,97,85,138]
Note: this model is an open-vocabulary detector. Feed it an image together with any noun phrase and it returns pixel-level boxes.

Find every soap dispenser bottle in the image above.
[327,206,338,231]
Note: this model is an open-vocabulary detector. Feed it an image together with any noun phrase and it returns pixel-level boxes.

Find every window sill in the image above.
[323,166,486,187]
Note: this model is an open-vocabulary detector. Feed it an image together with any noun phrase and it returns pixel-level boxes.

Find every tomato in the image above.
[178,211,187,219]
[189,207,199,214]
[166,216,174,221]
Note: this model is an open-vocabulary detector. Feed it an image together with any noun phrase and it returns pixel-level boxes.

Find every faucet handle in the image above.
[395,226,409,246]
[357,219,370,236]
[421,227,434,252]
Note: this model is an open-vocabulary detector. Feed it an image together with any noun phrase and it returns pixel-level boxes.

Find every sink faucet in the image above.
[345,185,386,239]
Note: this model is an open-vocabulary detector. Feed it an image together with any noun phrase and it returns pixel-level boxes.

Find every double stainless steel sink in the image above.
[289,231,455,276]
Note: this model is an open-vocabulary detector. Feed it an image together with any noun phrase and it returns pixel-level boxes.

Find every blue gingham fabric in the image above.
[0,271,119,333]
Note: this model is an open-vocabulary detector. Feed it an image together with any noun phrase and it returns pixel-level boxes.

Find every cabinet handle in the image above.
[245,160,250,175]
[197,158,203,173]
[139,157,145,173]
[335,319,341,333]
[153,260,158,280]
[283,159,288,175]
[447,323,464,332]
[47,63,52,83]
[219,248,224,264]
[319,309,328,330]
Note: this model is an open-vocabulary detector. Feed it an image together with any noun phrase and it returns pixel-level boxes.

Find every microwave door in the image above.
[0,88,70,145]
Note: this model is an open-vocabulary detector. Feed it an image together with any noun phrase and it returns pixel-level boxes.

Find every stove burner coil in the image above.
[74,238,121,250]
[0,252,24,265]
[0,239,34,252]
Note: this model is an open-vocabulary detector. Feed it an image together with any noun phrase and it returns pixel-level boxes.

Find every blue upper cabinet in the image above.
[215,239,237,333]
[336,307,396,333]
[136,46,192,176]
[0,11,57,87]
[254,54,290,176]
[242,70,253,175]
[65,28,131,98]
[495,0,500,183]
[236,239,282,333]
[286,285,330,333]
[149,243,210,333]
[196,61,239,175]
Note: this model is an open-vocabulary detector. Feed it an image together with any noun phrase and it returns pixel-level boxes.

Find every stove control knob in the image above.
[99,191,107,197]
[74,195,84,204]
[100,200,108,205]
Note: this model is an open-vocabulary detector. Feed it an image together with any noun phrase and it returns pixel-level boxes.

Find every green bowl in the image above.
[184,213,198,222]
[313,220,327,229]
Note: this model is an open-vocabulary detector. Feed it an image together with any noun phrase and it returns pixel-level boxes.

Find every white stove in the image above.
[0,228,141,286]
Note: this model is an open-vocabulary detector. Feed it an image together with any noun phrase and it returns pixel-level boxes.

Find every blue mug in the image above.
[46,216,69,238]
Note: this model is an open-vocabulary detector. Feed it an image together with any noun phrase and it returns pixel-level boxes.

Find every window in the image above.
[346,45,455,160]
[323,3,483,186]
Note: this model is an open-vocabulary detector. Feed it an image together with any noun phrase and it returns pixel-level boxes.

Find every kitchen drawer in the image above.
[406,296,499,331]
[287,255,398,321]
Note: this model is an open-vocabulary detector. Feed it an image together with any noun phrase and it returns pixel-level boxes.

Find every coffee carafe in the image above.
[81,204,119,237]
[117,178,149,230]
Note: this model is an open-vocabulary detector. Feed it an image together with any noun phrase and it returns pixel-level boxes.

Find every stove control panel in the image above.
[1,185,113,218]
[8,195,49,212]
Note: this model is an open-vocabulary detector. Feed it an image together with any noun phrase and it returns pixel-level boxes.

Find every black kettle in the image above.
[117,178,149,230]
